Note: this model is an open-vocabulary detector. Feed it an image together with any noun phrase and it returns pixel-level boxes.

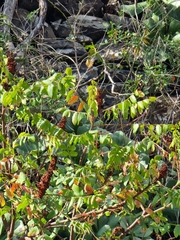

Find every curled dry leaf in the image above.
[84,184,93,194]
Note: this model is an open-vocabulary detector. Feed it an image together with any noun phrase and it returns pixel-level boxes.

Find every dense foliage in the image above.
[1,0,180,239]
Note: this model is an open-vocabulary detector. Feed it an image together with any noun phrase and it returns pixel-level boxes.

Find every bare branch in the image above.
[23,0,47,44]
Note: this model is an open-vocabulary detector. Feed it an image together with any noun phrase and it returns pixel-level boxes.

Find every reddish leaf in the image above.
[145,208,153,215]
[77,101,85,112]
[68,95,79,105]
[84,184,93,194]
[11,183,20,193]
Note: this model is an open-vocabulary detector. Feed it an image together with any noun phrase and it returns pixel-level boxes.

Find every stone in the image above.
[54,15,109,42]
[47,39,87,56]
[103,13,135,31]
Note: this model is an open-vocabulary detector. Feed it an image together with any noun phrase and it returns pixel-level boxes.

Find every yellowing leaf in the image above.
[6,188,14,198]
[142,37,150,44]
[74,179,79,185]
[86,58,94,69]
[68,95,79,105]
[77,101,85,112]
[0,193,5,207]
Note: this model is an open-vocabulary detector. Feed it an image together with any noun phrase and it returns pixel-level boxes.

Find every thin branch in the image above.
[45,200,125,229]
[23,0,47,44]
[120,203,171,239]
[7,207,16,240]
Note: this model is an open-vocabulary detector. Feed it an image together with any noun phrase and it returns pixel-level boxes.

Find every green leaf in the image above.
[47,84,54,98]
[132,123,139,134]
[72,112,78,125]
[172,33,180,42]
[65,67,72,75]
[149,96,157,102]
[142,99,149,108]
[17,172,26,184]
[72,184,83,196]
[127,196,135,211]
[14,220,26,237]
[156,124,162,135]
[1,91,13,106]
[174,225,180,237]
[137,101,145,113]
[16,196,29,212]
[120,1,148,16]
[28,226,40,237]
[134,90,145,97]
[118,100,130,119]
[130,105,137,118]
[129,94,137,103]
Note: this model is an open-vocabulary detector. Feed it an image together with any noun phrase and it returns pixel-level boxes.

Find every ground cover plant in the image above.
[1,0,180,239]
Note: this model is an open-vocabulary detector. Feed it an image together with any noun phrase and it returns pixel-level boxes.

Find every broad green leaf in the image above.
[14,220,26,237]
[172,33,180,42]
[129,94,137,103]
[127,196,135,211]
[137,101,145,112]
[72,112,78,125]
[16,197,29,212]
[72,184,83,196]
[47,83,54,98]
[66,89,75,102]
[156,124,162,135]
[134,90,145,97]
[149,96,157,102]
[174,225,180,237]
[132,123,139,134]
[120,2,148,16]
[130,105,137,118]
[65,67,72,75]
[1,91,13,106]
[28,226,40,237]
[17,172,26,184]
[142,99,149,108]
[118,100,130,119]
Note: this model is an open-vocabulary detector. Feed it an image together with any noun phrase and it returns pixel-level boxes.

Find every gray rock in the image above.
[54,15,109,42]
[103,13,135,31]
[78,65,99,82]
[47,39,87,56]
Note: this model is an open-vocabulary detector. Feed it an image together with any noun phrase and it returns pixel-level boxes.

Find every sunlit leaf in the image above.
[156,124,162,135]
[72,112,78,125]
[129,94,137,104]
[65,67,72,75]
[10,183,20,193]
[130,105,137,118]
[77,101,85,112]
[86,58,94,69]
[17,172,26,184]
[6,188,14,198]
[132,123,139,134]
[0,194,5,207]
[134,90,145,97]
